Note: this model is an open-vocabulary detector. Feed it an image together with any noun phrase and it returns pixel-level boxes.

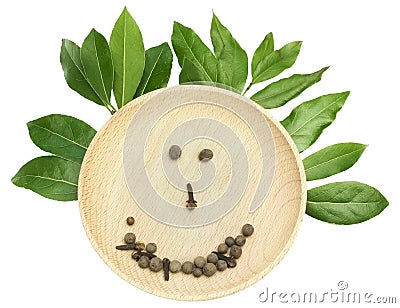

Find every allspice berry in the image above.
[124,233,136,244]
[193,267,203,277]
[230,245,242,259]
[138,256,150,268]
[217,243,228,254]
[242,224,254,237]
[169,145,181,160]
[126,216,135,225]
[194,256,206,268]
[235,235,246,246]
[149,257,163,272]
[216,260,227,271]
[203,263,217,277]
[207,253,218,264]
[169,260,181,273]
[199,149,213,161]
[182,261,194,274]
[146,243,157,253]
[225,236,235,247]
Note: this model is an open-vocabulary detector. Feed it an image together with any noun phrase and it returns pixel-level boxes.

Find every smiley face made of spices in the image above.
[79,85,306,300]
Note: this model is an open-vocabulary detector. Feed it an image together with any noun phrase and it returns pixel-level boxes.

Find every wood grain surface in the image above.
[78,85,306,301]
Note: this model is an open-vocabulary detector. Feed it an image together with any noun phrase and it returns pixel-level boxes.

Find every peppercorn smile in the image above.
[116,214,254,281]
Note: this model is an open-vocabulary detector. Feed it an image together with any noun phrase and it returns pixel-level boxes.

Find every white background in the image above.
[0,0,399,307]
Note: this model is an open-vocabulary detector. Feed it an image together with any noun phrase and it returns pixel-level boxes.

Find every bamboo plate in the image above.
[78,85,306,301]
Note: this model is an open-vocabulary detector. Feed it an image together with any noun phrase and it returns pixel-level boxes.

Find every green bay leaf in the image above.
[251,32,274,77]
[60,39,103,105]
[251,67,328,108]
[211,13,248,92]
[27,114,96,164]
[172,21,228,85]
[303,143,367,181]
[252,40,302,84]
[134,42,173,98]
[81,29,114,107]
[11,156,80,201]
[179,58,209,84]
[306,182,388,224]
[281,92,350,152]
[110,7,145,107]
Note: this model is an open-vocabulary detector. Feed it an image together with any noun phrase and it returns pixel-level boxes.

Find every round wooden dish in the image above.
[78,85,306,301]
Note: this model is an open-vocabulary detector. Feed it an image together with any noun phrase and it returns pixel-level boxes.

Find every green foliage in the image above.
[13,9,389,226]
[306,182,388,224]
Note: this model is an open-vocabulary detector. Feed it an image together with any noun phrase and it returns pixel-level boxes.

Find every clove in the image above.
[116,244,136,250]
[162,258,170,281]
[132,251,157,261]
[116,242,146,251]
[212,251,237,268]
[186,183,197,208]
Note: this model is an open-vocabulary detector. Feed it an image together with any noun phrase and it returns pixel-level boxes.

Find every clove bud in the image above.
[212,251,237,268]
[132,251,157,261]
[162,258,170,281]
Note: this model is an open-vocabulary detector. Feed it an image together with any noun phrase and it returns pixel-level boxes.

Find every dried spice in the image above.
[116,217,255,280]
[138,256,150,268]
[186,183,197,208]
[193,267,203,277]
[230,245,242,259]
[225,236,235,247]
[203,263,217,277]
[235,235,246,246]
[169,145,181,160]
[182,261,194,274]
[242,224,254,236]
[198,149,213,161]
[124,233,136,244]
[207,253,218,264]
[216,260,227,271]
[217,243,229,254]
[169,260,181,273]
[146,243,157,253]
[126,216,135,225]
[194,256,206,268]
[149,257,163,272]
[163,258,170,281]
